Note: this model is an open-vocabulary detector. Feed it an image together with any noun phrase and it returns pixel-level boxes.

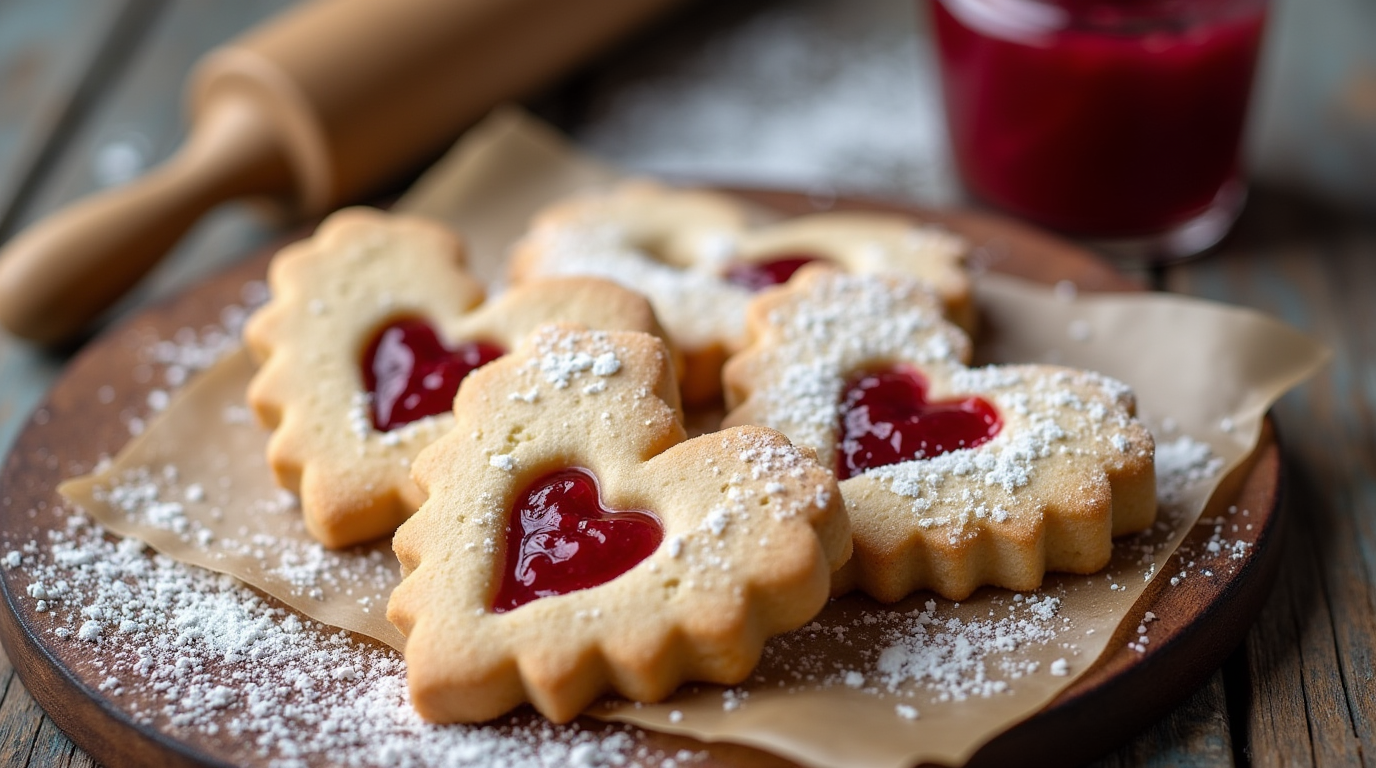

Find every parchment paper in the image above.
[60,108,1328,768]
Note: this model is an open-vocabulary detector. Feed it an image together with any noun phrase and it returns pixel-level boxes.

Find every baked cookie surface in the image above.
[387,326,850,723]
[244,207,671,548]
[723,268,1156,602]
[509,179,970,403]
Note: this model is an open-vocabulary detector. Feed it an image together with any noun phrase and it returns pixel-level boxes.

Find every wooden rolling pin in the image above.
[0,0,684,344]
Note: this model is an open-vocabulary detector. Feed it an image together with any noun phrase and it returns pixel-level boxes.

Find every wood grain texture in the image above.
[0,652,48,766]
[0,0,289,457]
[0,6,149,766]
[968,422,1280,768]
[0,0,146,461]
[6,0,296,317]
[9,0,295,233]
[0,2,294,765]
[1088,670,1235,768]
[0,0,145,237]
[1235,521,1319,768]
[1166,186,1376,768]
[27,714,88,768]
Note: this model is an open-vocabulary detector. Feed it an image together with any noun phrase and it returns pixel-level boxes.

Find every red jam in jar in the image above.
[362,319,504,431]
[932,0,1267,236]
[493,468,663,613]
[836,366,1000,480]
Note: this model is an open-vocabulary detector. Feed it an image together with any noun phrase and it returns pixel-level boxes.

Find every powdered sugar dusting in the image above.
[871,367,1146,533]
[6,512,692,767]
[118,281,268,437]
[521,220,752,349]
[730,433,828,521]
[871,597,1065,701]
[1147,435,1252,600]
[488,454,515,472]
[661,431,833,595]
[577,0,956,203]
[345,386,455,450]
[520,328,628,395]
[746,272,967,455]
[738,591,1075,708]
[87,466,398,609]
[142,282,263,383]
[738,272,1152,537]
[1155,435,1226,506]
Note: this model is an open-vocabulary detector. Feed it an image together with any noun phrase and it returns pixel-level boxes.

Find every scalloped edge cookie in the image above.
[245,207,675,548]
[723,268,1156,601]
[388,325,850,723]
[508,179,971,403]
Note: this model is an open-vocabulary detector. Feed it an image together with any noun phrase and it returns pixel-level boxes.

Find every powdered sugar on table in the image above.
[3,512,695,768]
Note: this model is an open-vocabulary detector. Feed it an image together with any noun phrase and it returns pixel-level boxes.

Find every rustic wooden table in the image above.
[0,1,1372,766]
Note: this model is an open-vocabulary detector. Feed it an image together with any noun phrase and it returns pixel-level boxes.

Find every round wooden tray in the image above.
[0,192,1282,768]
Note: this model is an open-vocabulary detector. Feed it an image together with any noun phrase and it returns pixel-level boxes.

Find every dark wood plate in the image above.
[0,191,1282,767]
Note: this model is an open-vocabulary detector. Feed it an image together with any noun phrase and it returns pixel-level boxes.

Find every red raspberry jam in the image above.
[724,254,830,292]
[836,366,1000,480]
[493,468,663,613]
[933,0,1266,236]
[362,318,504,431]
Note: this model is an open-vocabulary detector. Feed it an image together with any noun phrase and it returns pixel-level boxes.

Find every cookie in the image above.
[723,268,1155,602]
[245,207,674,548]
[508,179,971,404]
[387,325,850,723]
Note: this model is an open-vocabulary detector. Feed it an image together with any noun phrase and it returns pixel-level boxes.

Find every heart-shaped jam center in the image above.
[836,367,1001,480]
[362,318,505,432]
[724,254,831,292]
[494,469,663,613]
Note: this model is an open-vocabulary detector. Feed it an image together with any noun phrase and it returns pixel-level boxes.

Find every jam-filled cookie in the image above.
[387,325,850,723]
[723,268,1155,602]
[508,179,970,403]
[245,208,673,548]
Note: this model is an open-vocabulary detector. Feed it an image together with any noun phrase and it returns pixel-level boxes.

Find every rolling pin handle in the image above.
[0,94,294,344]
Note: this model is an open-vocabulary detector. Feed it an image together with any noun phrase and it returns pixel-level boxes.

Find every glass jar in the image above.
[931,0,1268,260]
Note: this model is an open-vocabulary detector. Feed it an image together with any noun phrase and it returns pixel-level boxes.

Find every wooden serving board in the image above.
[0,192,1282,768]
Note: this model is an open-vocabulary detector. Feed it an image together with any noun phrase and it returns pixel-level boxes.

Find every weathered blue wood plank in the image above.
[1166,187,1376,768]
[1236,514,1320,768]
[0,0,294,451]
[1088,669,1235,768]
[0,652,46,767]
[0,0,148,237]
[9,0,295,232]
[26,711,78,768]
[0,344,64,458]
[8,0,297,309]
[0,3,296,765]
